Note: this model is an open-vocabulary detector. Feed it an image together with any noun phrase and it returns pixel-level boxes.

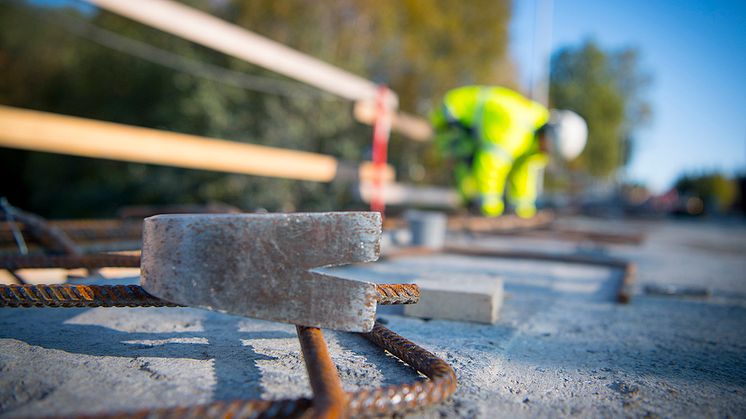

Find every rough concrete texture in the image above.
[141,212,381,332]
[1,218,746,418]
[403,275,503,324]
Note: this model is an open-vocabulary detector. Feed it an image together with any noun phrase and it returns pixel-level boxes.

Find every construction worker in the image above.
[431,85,588,218]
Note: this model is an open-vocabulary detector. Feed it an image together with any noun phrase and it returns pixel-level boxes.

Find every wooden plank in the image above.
[0,106,388,183]
[354,101,433,141]
[85,0,433,140]
[86,0,392,107]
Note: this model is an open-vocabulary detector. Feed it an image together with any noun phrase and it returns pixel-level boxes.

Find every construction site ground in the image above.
[1,216,745,417]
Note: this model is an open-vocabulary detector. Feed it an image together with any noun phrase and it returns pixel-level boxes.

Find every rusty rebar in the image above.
[375,283,419,305]
[483,228,644,246]
[0,254,141,270]
[297,326,348,419]
[1,283,418,308]
[1,198,28,254]
[0,219,125,232]
[0,284,178,308]
[349,322,458,416]
[77,322,456,419]
[76,398,312,419]
[446,211,556,233]
[444,245,628,268]
[0,223,143,245]
[0,202,82,255]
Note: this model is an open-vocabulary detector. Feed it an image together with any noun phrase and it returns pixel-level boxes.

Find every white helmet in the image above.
[547,110,588,161]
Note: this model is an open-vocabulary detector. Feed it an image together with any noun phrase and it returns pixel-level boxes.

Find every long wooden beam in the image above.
[0,105,392,183]
[85,0,391,107]
[84,0,433,141]
[354,101,433,141]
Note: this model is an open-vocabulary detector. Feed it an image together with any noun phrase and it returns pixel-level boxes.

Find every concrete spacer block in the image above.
[404,274,504,324]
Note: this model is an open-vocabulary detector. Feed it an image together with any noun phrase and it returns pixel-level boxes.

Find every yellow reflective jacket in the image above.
[431,86,549,217]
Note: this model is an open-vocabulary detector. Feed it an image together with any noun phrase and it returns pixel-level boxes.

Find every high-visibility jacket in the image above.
[431,86,549,217]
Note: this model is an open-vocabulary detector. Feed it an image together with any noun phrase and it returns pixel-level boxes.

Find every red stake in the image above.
[370,85,392,215]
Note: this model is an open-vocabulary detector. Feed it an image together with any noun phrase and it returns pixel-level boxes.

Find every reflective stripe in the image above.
[508,196,535,206]
[473,87,489,143]
[481,141,513,163]
[480,193,503,204]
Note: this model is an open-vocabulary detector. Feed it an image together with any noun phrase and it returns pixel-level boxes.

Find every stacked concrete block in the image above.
[404,274,504,324]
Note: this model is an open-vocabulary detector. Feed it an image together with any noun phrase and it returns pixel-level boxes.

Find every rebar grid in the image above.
[71,322,455,419]
[0,209,458,417]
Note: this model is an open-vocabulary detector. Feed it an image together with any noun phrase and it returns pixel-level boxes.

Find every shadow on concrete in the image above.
[0,307,296,406]
[330,330,424,389]
[450,295,746,389]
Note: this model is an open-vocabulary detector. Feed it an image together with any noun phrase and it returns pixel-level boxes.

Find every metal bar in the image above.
[0,219,141,248]
[351,322,458,416]
[0,198,28,255]
[444,246,630,268]
[0,284,177,308]
[375,283,420,305]
[296,326,348,419]
[0,226,142,245]
[1,284,419,308]
[76,398,312,419]
[5,270,28,286]
[446,212,556,233]
[75,322,456,418]
[0,202,82,255]
[0,254,141,270]
[476,227,644,246]
[359,182,460,208]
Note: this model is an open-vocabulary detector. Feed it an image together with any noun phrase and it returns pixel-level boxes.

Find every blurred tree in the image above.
[0,0,514,217]
[549,39,652,178]
[674,172,739,213]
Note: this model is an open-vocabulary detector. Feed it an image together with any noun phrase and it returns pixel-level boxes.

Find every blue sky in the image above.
[512,0,746,192]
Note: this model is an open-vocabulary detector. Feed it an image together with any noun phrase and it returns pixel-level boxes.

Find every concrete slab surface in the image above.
[1,218,745,417]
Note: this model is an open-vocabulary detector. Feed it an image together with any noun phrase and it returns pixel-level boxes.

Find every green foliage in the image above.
[0,0,514,217]
[549,39,652,178]
[674,172,739,213]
